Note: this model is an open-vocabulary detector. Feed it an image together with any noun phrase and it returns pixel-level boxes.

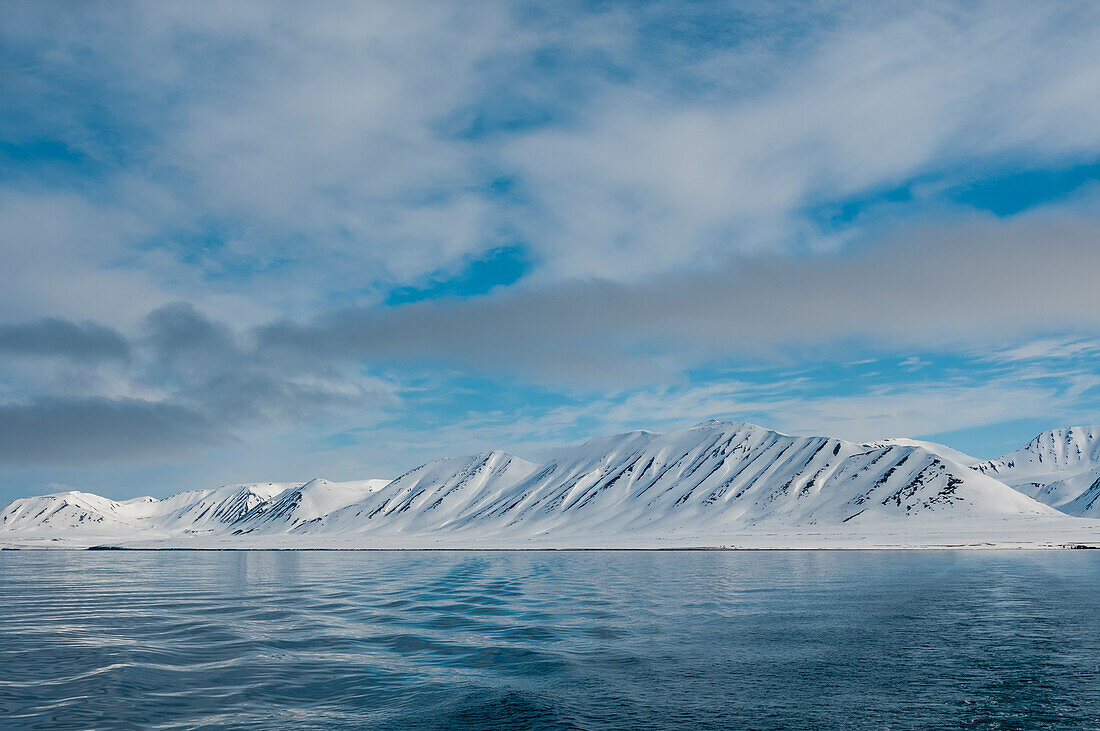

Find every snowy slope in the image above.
[305,451,540,536]
[232,478,391,534]
[976,426,1100,517]
[152,483,299,532]
[0,491,147,533]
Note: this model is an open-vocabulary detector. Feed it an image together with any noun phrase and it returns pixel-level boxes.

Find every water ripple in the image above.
[1,550,1099,730]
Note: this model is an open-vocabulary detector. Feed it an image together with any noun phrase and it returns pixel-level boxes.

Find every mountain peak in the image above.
[973,425,1100,516]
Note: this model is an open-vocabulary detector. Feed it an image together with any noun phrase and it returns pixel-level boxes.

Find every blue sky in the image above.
[1,0,1100,503]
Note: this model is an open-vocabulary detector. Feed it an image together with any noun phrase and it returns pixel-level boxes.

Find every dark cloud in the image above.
[145,302,235,356]
[0,304,394,467]
[0,397,220,465]
[256,212,1100,382]
[141,302,242,389]
[136,302,394,424]
[0,318,130,361]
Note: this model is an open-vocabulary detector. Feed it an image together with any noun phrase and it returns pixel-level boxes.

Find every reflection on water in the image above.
[2,550,1099,729]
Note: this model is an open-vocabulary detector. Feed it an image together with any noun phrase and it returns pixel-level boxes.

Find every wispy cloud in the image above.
[504,1,1100,279]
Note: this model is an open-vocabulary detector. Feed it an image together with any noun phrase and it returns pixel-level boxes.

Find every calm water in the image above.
[1,550,1098,730]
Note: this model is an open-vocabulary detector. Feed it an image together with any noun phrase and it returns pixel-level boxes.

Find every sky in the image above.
[2,0,1100,504]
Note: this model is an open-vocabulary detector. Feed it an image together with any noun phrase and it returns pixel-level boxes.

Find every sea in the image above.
[1,549,1098,729]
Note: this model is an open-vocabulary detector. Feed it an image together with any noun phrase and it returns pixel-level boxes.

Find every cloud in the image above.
[0,318,129,361]
[504,0,1100,280]
[0,203,1096,473]
[0,0,528,324]
[985,337,1100,362]
[316,361,1098,471]
[0,303,401,466]
[256,208,1100,384]
[3,0,1100,329]
[135,302,401,424]
[0,397,220,465]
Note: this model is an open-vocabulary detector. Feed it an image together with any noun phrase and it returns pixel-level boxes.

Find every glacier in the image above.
[3,421,1100,549]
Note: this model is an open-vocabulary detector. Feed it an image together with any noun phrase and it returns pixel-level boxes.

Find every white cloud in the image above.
[505,1,1100,280]
[0,1,527,323]
[987,338,1100,362]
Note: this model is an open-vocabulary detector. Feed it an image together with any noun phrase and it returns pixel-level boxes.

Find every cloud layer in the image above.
[3,1,1100,323]
[2,0,1100,501]
[258,208,1100,383]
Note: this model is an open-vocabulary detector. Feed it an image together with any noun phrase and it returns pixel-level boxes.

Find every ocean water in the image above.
[1,550,1098,730]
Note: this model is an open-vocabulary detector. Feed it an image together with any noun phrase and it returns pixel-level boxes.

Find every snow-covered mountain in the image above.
[0,491,147,533]
[0,482,301,535]
[297,422,1049,543]
[3,421,1097,548]
[4,415,1078,547]
[976,426,1100,517]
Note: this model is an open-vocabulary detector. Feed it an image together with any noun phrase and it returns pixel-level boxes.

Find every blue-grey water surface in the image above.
[1,550,1099,730]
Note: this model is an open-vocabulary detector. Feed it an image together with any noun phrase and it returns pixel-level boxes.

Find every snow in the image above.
[869,438,981,467]
[3,421,1100,549]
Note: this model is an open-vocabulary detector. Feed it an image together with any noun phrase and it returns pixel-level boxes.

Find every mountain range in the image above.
[4,421,1100,549]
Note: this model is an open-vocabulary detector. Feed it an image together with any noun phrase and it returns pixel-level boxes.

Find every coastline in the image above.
[5,515,1100,551]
